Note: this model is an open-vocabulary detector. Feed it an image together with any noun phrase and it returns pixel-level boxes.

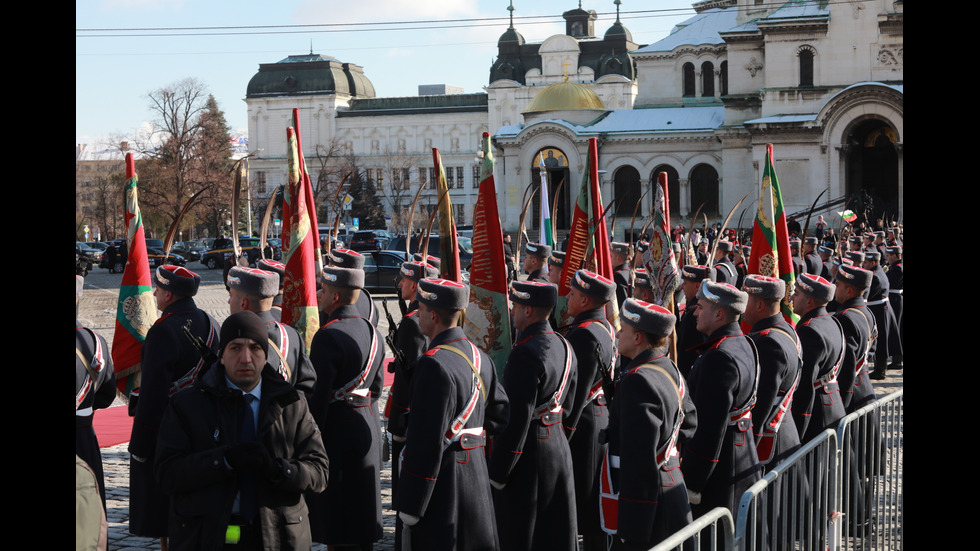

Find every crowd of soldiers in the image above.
[74,220,902,551]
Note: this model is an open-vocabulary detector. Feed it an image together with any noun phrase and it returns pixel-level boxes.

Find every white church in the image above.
[244,0,903,236]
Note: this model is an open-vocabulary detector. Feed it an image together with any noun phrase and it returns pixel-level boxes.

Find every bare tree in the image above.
[134,78,211,234]
[378,144,422,235]
[311,139,358,229]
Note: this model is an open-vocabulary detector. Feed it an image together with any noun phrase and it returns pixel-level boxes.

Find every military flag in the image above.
[111,153,159,399]
[748,144,798,324]
[464,132,513,378]
[538,158,554,248]
[558,137,619,329]
[643,171,681,306]
[281,112,321,352]
[432,147,462,282]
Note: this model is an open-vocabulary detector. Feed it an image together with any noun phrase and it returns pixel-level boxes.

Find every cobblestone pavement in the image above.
[79,266,902,550]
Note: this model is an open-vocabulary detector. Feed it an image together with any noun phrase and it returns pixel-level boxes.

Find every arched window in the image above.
[651,165,680,219]
[701,61,714,98]
[683,63,696,97]
[799,47,814,88]
[690,164,720,216]
[614,165,641,217]
[720,61,728,96]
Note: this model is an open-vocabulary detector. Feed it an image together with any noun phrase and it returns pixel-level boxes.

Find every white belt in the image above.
[76,407,93,417]
[450,427,484,442]
[610,454,620,468]
[866,299,887,306]
[889,289,903,295]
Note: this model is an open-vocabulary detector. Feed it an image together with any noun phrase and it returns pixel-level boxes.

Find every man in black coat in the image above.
[76,276,116,506]
[604,299,696,549]
[711,241,737,285]
[562,270,617,551]
[610,242,632,310]
[884,246,903,370]
[325,248,379,327]
[226,266,316,396]
[790,274,847,443]
[155,311,329,551]
[804,237,822,275]
[676,265,715,379]
[682,280,762,518]
[394,278,509,550]
[489,281,578,551]
[129,266,220,542]
[522,242,551,282]
[743,275,802,469]
[308,266,386,549]
[861,252,896,380]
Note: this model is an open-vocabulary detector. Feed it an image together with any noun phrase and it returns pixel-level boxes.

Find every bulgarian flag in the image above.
[644,171,680,307]
[464,132,512,378]
[558,137,619,329]
[281,111,320,352]
[748,144,798,325]
[433,147,462,283]
[111,153,158,399]
[538,158,554,248]
[839,210,858,223]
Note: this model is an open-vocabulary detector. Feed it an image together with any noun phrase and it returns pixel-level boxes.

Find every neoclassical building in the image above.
[245,0,903,235]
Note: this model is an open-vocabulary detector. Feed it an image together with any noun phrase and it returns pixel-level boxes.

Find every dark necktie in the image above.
[240,394,258,521]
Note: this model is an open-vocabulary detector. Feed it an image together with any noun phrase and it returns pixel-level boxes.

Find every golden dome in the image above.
[523,80,606,113]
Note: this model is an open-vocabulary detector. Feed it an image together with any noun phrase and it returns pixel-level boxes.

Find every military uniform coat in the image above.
[613,264,631,310]
[866,266,898,370]
[607,349,696,548]
[713,259,737,285]
[834,298,877,412]
[804,251,822,275]
[76,322,116,505]
[129,297,220,537]
[681,323,762,517]
[488,320,578,551]
[792,307,847,443]
[394,327,509,551]
[677,297,706,380]
[307,304,385,545]
[562,308,615,543]
[887,259,903,349]
[256,310,316,397]
[748,314,803,467]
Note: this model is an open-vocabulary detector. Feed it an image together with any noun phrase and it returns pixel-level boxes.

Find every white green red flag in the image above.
[538,159,554,248]
[747,144,798,324]
[432,147,462,282]
[111,153,159,399]
[464,132,513,378]
[643,171,680,306]
[839,210,857,223]
[281,111,321,352]
[557,137,619,329]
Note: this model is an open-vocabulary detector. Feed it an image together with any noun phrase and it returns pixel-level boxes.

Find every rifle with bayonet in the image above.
[382,298,406,374]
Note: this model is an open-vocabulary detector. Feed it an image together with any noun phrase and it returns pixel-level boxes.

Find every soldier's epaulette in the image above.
[423,348,439,357]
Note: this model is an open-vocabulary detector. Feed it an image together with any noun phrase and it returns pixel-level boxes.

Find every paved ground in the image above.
[78,265,903,550]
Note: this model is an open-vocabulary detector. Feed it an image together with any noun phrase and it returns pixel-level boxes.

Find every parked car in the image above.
[171,241,205,262]
[201,237,262,269]
[349,229,392,252]
[76,242,104,264]
[361,250,408,293]
[146,247,186,267]
[385,235,474,270]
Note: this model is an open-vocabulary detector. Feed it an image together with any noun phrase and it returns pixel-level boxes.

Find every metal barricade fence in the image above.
[837,390,903,551]
[653,506,735,551]
[733,428,840,551]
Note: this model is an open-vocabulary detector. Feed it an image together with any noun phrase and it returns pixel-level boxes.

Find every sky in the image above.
[76,0,697,148]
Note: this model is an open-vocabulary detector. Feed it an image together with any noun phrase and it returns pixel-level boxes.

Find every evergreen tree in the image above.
[193,95,235,237]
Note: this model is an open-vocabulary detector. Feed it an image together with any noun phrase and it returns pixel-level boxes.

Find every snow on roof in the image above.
[495,106,726,139]
[634,8,737,53]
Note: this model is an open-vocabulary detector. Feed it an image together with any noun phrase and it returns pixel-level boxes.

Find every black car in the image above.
[360,250,410,293]
[146,248,186,267]
[171,241,205,262]
[349,230,392,252]
[385,235,474,270]
[201,237,262,269]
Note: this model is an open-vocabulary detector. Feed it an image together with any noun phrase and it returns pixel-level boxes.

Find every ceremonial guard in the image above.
[76,276,116,506]
[884,245,903,370]
[489,281,578,551]
[548,251,566,285]
[611,242,632,309]
[257,259,286,321]
[682,280,762,517]
[818,246,835,281]
[631,268,655,303]
[601,299,696,549]
[861,252,897,380]
[308,266,385,549]
[562,270,617,551]
[394,278,509,551]
[154,311,329,551]
[677,265,714,379]
[522,242,551,282]
[130,265,220,542]
[386,260,437,549]
[711,241,737,285]
[226,266,316,396]
[790,274,847,443]
[326,248,379,327]
[732,245,748,290]
[790,239,805,281]
[804,237,822,275]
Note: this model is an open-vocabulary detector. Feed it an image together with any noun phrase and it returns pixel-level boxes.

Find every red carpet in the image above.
[96,363,397,449]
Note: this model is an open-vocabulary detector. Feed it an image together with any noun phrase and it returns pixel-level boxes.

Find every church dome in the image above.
[523,80,606,113]
[246,54,375,98]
